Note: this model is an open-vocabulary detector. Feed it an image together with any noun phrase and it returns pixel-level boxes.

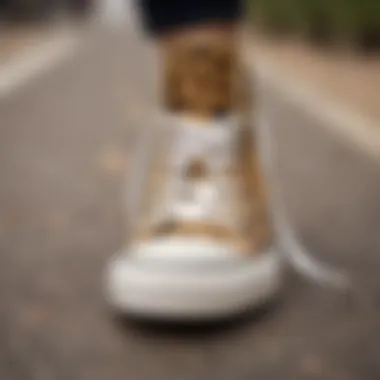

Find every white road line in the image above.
[0,32,79,99]
[248,53,380,162]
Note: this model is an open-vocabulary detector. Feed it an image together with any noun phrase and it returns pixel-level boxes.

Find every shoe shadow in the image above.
[112,298,281,340]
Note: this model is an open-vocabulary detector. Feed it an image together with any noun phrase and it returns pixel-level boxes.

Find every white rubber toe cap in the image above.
[106,238,282,320]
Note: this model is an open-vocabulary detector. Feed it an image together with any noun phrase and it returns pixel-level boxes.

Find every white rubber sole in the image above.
[106,240,282,320]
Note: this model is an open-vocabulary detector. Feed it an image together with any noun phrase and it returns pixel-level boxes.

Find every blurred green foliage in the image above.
[246,0,380,50]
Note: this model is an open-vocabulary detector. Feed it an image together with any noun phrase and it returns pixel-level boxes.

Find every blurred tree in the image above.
[246,0,380,50]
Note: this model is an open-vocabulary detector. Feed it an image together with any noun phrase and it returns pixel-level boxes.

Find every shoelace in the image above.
[126,112,352,292]
[165,120,233,222]
[124,118,233,237]
[257,110,352,292]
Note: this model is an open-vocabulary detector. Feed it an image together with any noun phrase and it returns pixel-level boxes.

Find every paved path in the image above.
[0,27,379,380]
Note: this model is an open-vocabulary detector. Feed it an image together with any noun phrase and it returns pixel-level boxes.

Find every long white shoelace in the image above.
[159,119,236,225]
[257,110,352,291]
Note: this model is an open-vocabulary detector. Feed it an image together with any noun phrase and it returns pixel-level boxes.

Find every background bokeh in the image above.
[247,0,380,51]
[0,1,379,379]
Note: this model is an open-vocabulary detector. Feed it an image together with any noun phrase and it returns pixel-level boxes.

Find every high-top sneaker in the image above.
[106,31,281,319]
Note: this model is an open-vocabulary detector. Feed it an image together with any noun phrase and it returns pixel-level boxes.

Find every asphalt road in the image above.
[0,27,379,380]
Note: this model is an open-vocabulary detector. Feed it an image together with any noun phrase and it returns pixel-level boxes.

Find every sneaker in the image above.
[106,114,281,320]
[106,31,281,320]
